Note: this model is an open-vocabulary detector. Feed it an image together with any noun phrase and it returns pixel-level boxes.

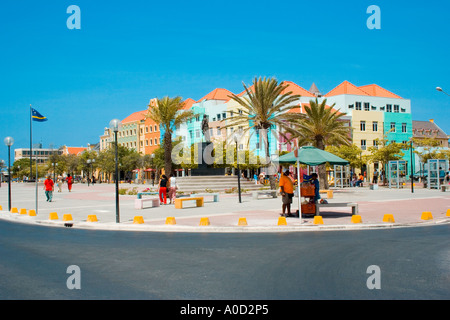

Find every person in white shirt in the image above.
[168,173,177,204]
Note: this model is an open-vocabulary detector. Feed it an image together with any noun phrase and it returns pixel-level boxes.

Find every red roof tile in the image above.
[358,84,403,99]
[197,88,234,102]
[324,80,371,97]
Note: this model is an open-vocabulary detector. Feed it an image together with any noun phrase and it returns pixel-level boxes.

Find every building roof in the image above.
[197,88,234,102]
[182,98,196,110]
[324,80,371,97]
[412,120,449,140]
[309,82,321,96]
[358,84,403,99]
[122,110,147,123]
[281,81,315,97]
[64,147,87,155]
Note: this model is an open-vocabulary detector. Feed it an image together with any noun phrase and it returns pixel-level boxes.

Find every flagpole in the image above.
[35,151,38,215]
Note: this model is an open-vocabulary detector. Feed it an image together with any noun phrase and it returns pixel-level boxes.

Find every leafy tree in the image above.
[146,97,194,176]
[225,76,303,189]
[291,98,351,189]
[326,144,364,169]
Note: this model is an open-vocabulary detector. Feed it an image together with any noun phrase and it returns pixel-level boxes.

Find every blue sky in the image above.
[0,0,449,164]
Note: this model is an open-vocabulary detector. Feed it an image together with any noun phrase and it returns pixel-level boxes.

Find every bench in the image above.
[190,193,219,202]
[137,192,158,199]
[252,190,277,199]
[315,202,358,216]
[134,198,160,209]
[319,190,333,199]
[441,185,450,192]
[175,197,204,209]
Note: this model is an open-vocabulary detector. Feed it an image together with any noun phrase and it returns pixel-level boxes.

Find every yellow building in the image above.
[351,110,384,175]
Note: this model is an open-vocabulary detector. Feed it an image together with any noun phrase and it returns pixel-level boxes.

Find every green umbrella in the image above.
[276,146,349,166]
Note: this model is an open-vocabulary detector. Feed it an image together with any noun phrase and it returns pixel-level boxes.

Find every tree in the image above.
[367,135,406,185]
[292,98,351,189]
[225,76,303,189]
[146,97,194,175]
[326,144,364,169]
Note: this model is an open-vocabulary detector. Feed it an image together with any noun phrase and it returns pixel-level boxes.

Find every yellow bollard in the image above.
[165,217,176,225]
[11,207,18,213]
[19,208,27,215]
[62,214,73,221]
[0,205,3,211]
[382,214,395,223]
[313,216,324,225]
[238,217,248,226]
[446,209,450,217]
[277,216,287,226]
[49,212,58,220]
[351,215,362,223]
[133,216,144,224]
[29,210,36,216]
[421,211,433,220]
[199,217,210,226]
[87,215,98,222]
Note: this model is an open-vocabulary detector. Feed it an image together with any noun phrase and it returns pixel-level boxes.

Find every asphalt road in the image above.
[0,219,448,300]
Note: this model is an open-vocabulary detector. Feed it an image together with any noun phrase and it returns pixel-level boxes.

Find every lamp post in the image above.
[436,87,450,96]
[4,136,14,211]
[109,119,122,223]
[233,132,242,203]
[410,140,414,194]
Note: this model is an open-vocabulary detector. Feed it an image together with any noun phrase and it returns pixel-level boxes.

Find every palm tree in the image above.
[225,76,303,189]
[146,96,194,176]
[292,98,351,189]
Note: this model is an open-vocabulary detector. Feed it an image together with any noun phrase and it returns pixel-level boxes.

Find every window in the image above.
[364,103,370,111]
[372,121,378,132]
[217,127,221,135]
[390,122,396,132]
[209,128,213,136]
[402,123,407,133]
[222,112,226,119]
[361,139,367,150]
[386,104,392,112]
[355,102,362,110]
[155,125,158,131]
[238,109,243,115]
[155,138,158,145]
[196,129,200,138]
[149,139,152,146]
[348,104,354,109]
[360,121,366,131]
[230,111,234,118]
[217,114,221,121]
[149,126,152,133]
[373,140,378,148]
[394,105,399,113]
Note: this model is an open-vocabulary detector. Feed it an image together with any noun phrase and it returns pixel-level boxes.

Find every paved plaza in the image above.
[0,181,449,232]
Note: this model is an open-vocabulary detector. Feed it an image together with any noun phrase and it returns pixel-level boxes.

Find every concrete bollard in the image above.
[238,217,248,226]
[49,212,58,220]
[421,211,433,220]
[19,208,27,215]
[29,210,36,216]
[11,207,18,213]
[133,216,144,224]
[382,214,395,223]
[313,216,324,225]
[165,217,176,225]
[62,214,73,221]
[277,216,287,226]
[446,209,450,217]
[351,215,362,223]
[87,215,98,222]
[199,217,210,226]
[0,205,2,211]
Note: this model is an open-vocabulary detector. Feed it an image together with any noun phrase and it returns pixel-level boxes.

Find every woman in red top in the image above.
[67,174,73,192]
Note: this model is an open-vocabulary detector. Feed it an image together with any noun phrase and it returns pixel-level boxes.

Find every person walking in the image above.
[44,176,54,202]
[310,173,321,203]
[67,174,73,192]
[168,173,177,204]
[158,174,169,205]
[279,170,294,217]
[56,178,62,192]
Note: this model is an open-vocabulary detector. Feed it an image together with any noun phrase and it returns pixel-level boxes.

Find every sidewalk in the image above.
[0,182,449,232]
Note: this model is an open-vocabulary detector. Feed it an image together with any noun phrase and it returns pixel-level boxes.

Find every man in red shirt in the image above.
[44,176,54,202]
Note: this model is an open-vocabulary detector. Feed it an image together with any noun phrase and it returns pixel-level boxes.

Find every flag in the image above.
[31,108,48,122]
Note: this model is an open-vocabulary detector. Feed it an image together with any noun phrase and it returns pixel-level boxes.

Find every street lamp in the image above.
[233,132,242,203]
[436,87,450,96]
[109,119,122,223]
[4,136,14,211]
